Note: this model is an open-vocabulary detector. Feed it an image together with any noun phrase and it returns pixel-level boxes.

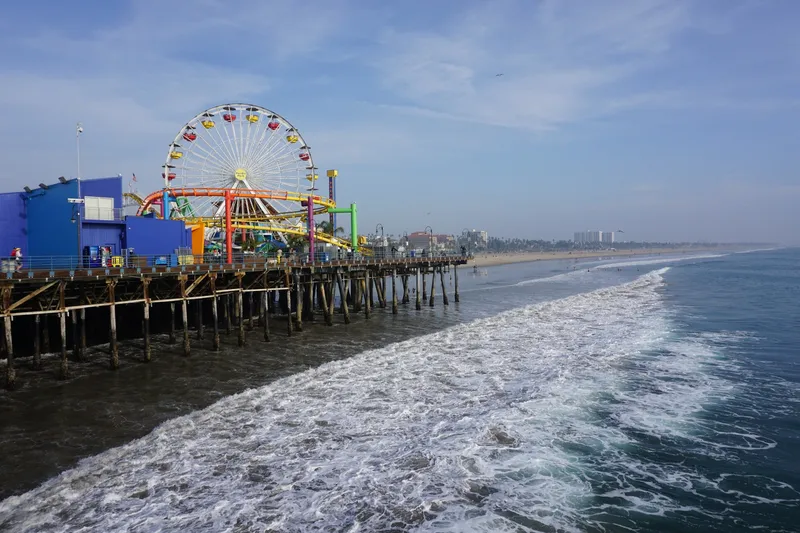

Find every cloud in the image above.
[369,0,798,130]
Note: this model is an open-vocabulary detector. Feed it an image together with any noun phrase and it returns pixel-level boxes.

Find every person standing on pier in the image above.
[10,247,22,271]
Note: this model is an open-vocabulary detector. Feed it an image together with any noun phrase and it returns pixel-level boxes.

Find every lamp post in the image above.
[425,225,433,255]
[76,123,83,179]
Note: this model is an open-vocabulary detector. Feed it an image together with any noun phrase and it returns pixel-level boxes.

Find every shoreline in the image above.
[469,248,739,268]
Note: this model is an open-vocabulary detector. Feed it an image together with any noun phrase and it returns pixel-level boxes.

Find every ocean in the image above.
[0,248,798,532]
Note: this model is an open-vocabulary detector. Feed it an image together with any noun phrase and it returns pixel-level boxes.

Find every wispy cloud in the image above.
[369,0,795,130]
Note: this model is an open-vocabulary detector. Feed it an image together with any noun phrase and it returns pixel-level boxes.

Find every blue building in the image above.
[0,176,192,268]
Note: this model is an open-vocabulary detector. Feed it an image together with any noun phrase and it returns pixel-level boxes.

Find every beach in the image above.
[469,248,730,268]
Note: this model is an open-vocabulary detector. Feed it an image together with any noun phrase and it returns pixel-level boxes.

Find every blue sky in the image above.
[0,0,797,244]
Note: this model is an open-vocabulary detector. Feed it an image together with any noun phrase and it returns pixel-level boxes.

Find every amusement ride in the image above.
[127,103,361,262]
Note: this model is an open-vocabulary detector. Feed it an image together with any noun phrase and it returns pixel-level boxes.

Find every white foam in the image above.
[1,267,793,532]
[592,253,727,270]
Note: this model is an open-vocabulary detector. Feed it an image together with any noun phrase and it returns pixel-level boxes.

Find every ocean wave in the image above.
[1,267,792,532]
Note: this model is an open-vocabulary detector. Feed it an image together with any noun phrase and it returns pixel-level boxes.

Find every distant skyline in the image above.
[0,0,798,244]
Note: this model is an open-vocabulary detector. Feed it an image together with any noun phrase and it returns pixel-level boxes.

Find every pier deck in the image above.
[1,255,469,389]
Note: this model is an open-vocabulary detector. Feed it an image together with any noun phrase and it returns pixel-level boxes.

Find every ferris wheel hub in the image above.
[234,168,247,181]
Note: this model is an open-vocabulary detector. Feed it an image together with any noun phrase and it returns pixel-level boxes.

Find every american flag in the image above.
[132,173,137,182]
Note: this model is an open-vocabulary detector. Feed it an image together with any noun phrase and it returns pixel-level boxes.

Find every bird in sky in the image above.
[495,73,504,77]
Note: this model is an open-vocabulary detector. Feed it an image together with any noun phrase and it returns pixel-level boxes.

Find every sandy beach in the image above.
[469,248,731,268]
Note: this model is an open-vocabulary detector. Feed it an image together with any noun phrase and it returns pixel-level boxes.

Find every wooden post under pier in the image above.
[336,271,350,324]
[402,274,409,304]
[143,278,151,362]
[428,268,436,307]
[454,265,460,303]
[169,303,176,344]
[180,277,190,357]
[59,310,68,379]
[285,270,293,337]
[416,268,421,311]
[71,310,79,361]
[108,280,119,370]
[80,308,87,358]
[210,274,220,351]
[364,272,371,319]
[237,274,245,347]
[422,268,427,302]
[246,292,253,330]
[439,267,449,306]
[391,269,398,314]
[295,272,304,332]
[262,291,270,342]
[320,277,332,326]
[33,314,41,370]
[4,315,14,389]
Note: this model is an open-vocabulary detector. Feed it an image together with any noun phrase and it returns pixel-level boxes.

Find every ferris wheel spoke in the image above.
[192,133,238,176]
[204,115,241,172]
[242,120,272,171]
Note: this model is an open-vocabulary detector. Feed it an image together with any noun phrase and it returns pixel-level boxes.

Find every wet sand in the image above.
[470,248,729,268]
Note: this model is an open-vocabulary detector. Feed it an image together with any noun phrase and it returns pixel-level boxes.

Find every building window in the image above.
[84,196,115,221]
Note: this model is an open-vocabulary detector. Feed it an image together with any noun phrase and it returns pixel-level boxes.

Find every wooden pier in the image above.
[1,256,467,389]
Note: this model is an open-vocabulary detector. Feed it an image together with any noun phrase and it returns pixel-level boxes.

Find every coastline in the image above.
[469,248,734,268]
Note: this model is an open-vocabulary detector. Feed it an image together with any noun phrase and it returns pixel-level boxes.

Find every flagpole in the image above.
[76,122,83,179]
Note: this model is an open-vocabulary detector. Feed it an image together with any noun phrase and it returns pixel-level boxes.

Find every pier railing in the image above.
[2,251,472,278]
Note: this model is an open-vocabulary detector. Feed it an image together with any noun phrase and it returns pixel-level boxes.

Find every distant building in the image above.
[463,229,488,248]
[574,230,613,244]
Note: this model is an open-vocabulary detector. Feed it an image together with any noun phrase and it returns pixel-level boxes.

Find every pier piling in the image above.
[336,271,350,324]
[295,272,304,332]
[71,310,79,361]
[237,289,245,347]
[33,314,41,370]
[454,265,460,303]
[429,269,436,307]
[364,274,371,319]
[391,269,398,314]
[59,311,68,379]
[416,268,422,310]
[4,316,14,389]
[180,277,190,357]
[262,292,270,342]
[80,308,86,359]
[1,255,467,389]
[169,303,176,344]
[108,280,119,369]
[143,303,151,362]
[440,267,449,306]
[285,270,293,337]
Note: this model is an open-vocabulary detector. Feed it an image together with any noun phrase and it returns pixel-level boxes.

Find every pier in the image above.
[1,255,467,389]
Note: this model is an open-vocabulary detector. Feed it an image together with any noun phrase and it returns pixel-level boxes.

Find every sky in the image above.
[0,0,797,244]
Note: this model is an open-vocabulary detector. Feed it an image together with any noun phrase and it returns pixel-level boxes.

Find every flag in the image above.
[132,173,137,182]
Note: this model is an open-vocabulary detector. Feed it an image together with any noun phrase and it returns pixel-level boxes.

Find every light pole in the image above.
[425,225,433,255]
[76,122,83,179]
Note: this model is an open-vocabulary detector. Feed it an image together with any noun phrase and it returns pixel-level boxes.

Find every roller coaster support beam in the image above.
[225,190,232,264]
[328,203,357,254]
[162,189,170,219]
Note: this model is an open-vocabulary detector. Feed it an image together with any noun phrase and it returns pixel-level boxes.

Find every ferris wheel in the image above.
[163,103,318,223]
